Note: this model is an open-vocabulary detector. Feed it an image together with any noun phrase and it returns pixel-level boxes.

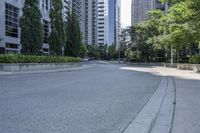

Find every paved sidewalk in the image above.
[155,67,200,133]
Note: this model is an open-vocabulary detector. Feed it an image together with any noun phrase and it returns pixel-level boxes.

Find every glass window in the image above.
[5,3,19,38]
[43,20,49,43]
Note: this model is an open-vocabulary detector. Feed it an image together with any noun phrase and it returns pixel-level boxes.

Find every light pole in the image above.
[118,44,121,64]
[166,0,173,67]
[62,46,64,57]
[171,44,173,67]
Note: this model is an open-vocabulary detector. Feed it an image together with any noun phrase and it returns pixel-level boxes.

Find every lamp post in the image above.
[118,44,121,64]
[166,0,173,67]
[62,46,64,57]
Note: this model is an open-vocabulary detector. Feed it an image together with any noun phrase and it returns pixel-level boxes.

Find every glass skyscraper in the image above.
[109,0,121,48]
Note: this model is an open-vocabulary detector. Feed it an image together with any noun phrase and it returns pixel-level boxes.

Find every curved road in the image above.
[0,64,161,133]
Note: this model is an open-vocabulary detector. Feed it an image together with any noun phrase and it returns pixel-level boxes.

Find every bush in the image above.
[0,54,81,63]
[190,55,200,64]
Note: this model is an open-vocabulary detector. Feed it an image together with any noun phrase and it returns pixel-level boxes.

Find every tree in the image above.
[20,0,43,54]
[49,0,66,55]
[99,45,108,60]
[65,10,82,57]
[108,44,117,59]
[87,45,100,59]
[129,0,200,63]
[79,44,87,57]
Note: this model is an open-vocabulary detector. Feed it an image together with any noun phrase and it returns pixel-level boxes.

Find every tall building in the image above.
[97,0,109,46]
[109,0,121,48]
[153,0,166,11]
[0,0,72,54]
[62,0,72,21]
[0,0,23,53]
[131,0,154,25]
[131,0,166,25]
[81,0,98,45]
[71,0,81,21]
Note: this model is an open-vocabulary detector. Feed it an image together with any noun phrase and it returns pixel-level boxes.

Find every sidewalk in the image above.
[122,65,200,133]
[156,67,200,133]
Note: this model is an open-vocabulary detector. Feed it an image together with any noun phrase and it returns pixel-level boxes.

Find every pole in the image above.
[166,1,173,67]
[171,44,173,67]
[118,44,121,64]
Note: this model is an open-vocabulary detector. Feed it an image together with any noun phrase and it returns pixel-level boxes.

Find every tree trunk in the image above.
[177,49,180,63]
[189,44,192,57]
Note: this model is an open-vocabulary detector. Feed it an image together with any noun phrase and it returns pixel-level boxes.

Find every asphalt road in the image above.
[0,64,161,133]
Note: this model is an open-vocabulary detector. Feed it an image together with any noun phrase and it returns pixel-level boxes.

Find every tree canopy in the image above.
[129,0,200,63]
[20,0,43,54]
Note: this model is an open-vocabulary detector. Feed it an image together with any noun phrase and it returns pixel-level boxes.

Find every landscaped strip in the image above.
[0,54,81,63]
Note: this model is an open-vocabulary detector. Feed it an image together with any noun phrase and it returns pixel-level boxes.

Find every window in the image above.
[46,0,49,10]
[5,3,19,38]
[43,20,49,43]
[6,43,19,49]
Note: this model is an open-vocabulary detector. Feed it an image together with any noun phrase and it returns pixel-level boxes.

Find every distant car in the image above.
[81,58,89,62]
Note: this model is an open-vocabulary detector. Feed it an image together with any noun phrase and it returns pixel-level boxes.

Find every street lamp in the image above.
[166,0,174,67]
[62,46,64,57]
[118,44,121,64]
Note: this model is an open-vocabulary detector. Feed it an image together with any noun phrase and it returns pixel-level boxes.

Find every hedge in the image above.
[189,55,200,64]
[0,54,81,63]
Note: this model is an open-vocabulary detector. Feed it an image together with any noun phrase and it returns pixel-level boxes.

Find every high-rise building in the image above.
[0,0,52,54]
[97,0,109,46]
[0,0,72,54]
[131,0,154,25]
[131,0,166,25]
[109,0,121,48]
[71,0,81,21]
[62,0,72,21]
[81,0,98,45]
[0,0,23,53]
[153,0,166,11]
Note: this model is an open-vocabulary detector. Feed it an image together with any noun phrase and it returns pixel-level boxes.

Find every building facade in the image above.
[0,0,23,53]
[63,0,72,21]
[0,0,121,53]
[97,0,109,46]
[115,0,121,49]
[81,0,98,45]
[0,0,72,54]
[109,0,121,48]
[153,0,166,11]
[71,0,81,21]
[131,0,166,25]
[131,0,154,25]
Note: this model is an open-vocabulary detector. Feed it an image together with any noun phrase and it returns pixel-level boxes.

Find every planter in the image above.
[176,64,200,72]
[0,63,82,72]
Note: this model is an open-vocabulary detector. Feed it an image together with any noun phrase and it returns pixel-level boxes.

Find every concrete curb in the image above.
[151,77,175,133]
[123,77,169,133]
[123,67,176,133]
[0,63,82,72]
[0,65,95,75]
[97,61,110,64]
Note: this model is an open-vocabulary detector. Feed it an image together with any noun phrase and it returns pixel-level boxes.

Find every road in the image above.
[0,64,161,133]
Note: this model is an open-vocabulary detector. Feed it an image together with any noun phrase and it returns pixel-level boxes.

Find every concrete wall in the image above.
[161,63,200,72]
[0,63,82,72]
[127,62,200,72]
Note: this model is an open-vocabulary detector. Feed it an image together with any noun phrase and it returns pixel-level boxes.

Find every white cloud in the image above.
[121,0,132,28]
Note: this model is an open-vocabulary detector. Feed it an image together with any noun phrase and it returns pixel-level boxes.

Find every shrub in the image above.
[189,55,200,64]
[0,54,81,63]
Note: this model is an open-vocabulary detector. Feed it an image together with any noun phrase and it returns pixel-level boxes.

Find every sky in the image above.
[121,0,132,28]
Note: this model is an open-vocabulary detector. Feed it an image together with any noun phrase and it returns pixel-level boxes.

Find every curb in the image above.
[0,65,95,75]
[123,75,175,133]
[97,61,110,64]
[150,77,175,133]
